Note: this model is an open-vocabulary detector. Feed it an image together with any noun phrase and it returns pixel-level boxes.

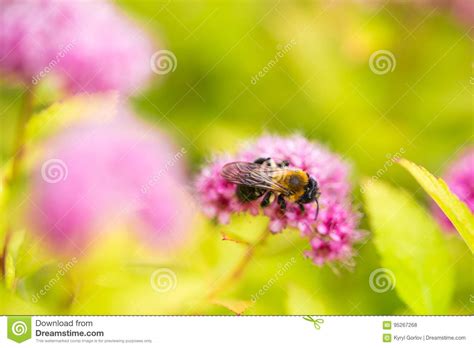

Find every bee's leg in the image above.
[260,191,273,208]
[254,157,271,165]
[277,194,286,210]
[298,203,305,213]
[278,160,290,168]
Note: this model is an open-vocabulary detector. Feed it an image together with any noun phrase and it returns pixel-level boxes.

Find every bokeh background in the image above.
[0,0,472,315]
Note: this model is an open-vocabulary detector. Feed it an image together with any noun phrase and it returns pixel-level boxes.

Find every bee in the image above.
[221,157,321,220]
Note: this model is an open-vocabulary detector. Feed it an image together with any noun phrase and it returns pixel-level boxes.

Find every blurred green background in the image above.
[0,1,472,315]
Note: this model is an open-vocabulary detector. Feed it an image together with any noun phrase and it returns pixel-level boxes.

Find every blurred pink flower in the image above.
[0,0,155,94]
[195,134,364,266]
[432,147,474,232]
[451,0,474,27]
[397,0,472,27]
[30,115,192,253]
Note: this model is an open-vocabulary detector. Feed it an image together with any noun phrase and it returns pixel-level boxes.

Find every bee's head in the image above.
[299,175,321,221]
[299,176,320,203]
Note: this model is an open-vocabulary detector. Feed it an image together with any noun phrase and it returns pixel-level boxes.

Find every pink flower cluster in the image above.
[433,147,474,232]
[360,1,473,28]
[30,114,192,254]
[451,0,474,27]
[196,135,364,266]
[0,0,155,94]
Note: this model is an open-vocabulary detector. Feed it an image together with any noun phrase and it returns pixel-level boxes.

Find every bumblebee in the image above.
[221,157,321,220]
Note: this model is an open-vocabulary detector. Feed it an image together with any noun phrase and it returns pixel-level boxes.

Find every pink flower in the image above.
[451,0,474,27]
[30,114,192,253]
[0,0,155,94]
[358,1,473,28]
[195,156,259,225]
[432,147,474,232]
[305,201,363,266]
[195,134,364,266]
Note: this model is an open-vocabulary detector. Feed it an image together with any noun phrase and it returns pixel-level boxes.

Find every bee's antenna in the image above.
[314,197,320,221]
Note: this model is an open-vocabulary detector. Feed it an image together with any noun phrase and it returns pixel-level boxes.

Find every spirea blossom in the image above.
[359,1,473,27]
[432,147,474,232]
[195,135,364,266]
[451,0,474,26]
[30,115,192,253]
[0,0,155,94]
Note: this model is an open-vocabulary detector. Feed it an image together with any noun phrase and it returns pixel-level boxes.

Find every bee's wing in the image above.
[221,162,291,194]
[221,162,265,186]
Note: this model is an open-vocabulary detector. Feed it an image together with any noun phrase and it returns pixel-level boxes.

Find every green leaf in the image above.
[2,229,25,290]
[286,284,328,314]
[363,180,454,314]
[398,158,474,253]
[4,253,15,290]
[17,262,76,312]
[24,92,118,147]
[21,92,119,176]
[210,298,251,315]
[1,160,15,240]
[0,286,49,315]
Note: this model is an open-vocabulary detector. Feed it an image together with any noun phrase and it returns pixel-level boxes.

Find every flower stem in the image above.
[10,87,34,181]
[208,226,271,299]
[1,87,34,281]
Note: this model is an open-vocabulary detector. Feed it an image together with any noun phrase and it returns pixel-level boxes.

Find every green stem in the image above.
[10,87,34,181]
[1,87,34,282]
[208,226,270,299]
